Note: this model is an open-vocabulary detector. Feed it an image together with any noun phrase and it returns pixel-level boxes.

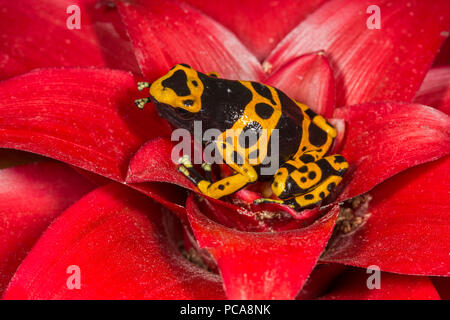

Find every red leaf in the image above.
[266,0,450,106]
[0,162,94,295]
[0,0,139,80]
[335,102,450,201]
[184,0,329,61]
[0,68,171,181]
[116,0,263,81]
[186,195,339,299]
[323,156,450,276]
[3,184,225,299]
[265,52,335,118]
[320,268,440,300]
[414,66,450,115]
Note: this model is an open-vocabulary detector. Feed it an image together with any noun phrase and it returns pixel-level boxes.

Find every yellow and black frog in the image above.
[135,64,348,210]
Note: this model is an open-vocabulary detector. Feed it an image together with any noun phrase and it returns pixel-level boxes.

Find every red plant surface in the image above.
[0,0,449,300]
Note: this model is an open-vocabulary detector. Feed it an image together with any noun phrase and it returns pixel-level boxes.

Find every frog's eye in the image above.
[183,99,194,107]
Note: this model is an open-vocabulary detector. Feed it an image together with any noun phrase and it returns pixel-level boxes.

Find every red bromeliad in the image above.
[0,0,449,300]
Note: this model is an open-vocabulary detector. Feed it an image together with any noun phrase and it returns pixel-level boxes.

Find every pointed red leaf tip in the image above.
[0,0,140,80]
[431,277,450,300]
[323,155,450,276]
[265,52,335,118]
[0,68,171,181]
[414,66,450,115]
[320,268,440,300]
[115,0,263,81]
[266,0,450,106]
[126,138,193,189]
[183,0,329,61]
[3,184,225,299]
[334,102,450,202]
[186,195,339,300]
[0,162,94,296]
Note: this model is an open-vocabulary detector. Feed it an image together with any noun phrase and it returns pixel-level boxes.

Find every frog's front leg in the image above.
[178,154,258,199]
[178,155,212,184]
[255,154,348,210]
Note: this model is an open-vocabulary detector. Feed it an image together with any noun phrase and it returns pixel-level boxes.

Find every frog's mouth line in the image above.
[153,99,195,130]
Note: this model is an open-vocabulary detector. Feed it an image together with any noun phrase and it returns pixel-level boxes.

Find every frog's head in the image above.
[160,65,207,127]
[150,64,204,112]
[134,64,206,130]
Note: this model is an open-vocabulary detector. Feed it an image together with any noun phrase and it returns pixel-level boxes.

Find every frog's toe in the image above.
[253,198,296,209]
[253,198,283,205]
[177,156,214,185]
[137,82,151,91]
[135,98,150,109]
[201,163,213,182]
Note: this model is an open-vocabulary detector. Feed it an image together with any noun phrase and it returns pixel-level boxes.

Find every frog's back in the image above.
[200,75,306,174]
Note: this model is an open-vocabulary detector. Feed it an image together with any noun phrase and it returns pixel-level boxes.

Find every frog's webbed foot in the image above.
[178,155,213,184]
[135,97,150,109]
[137,82,151,91]
[201,163,213,182]
[134,82,152,109]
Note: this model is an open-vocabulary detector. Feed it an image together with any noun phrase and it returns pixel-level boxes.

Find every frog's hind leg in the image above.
[255,154,348,209]
[294,100,337,138]
[286,170,347,209]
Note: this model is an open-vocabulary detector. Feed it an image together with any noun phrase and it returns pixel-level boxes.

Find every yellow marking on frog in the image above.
[290,163,322,189]
[207,71,220,78]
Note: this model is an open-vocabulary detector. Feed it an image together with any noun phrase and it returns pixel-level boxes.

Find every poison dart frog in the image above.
[135,64,348,210]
